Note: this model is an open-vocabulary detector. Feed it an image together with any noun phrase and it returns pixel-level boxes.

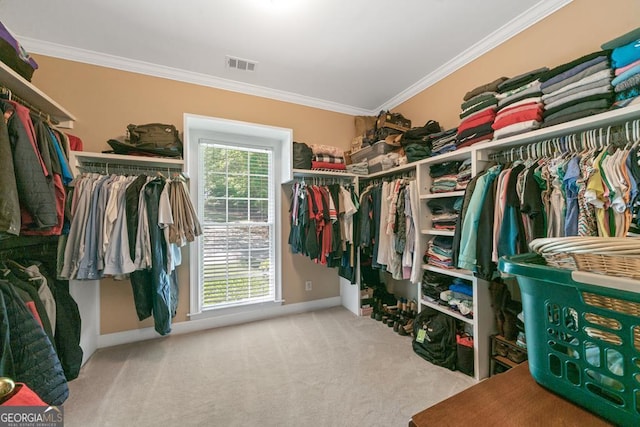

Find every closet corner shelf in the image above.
[420,298,474,325]
[420,190,465,200]
[472,102,640,154]
[0,61,76,127]
[69,151,185,168]
[422,264,474,280]
[421,229,454,237]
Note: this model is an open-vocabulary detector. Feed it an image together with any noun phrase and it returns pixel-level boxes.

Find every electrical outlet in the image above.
[305,280,312,291]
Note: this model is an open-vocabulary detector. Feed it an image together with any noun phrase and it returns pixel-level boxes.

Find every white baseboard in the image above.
[97,296,342,349]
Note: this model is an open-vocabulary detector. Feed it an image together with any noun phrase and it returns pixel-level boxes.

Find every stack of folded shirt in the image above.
[456,159,472,190]
[440,279,474,317]
[421,271,451,302]
[492,67,548,139]
[429,161,461,193]
[346,161,369,175]
[430,128,458,156]
[309,144,346,171]
[539,50,614,128]
[424,236,454,269]
[456,77,508,148]
[427,197,463,231]
[606,28,640,108]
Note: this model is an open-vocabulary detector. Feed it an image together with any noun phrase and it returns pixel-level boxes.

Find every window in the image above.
[198,141,275,309]
[185,114,291,317]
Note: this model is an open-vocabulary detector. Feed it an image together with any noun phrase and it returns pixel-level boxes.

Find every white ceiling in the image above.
[0,0,570,115]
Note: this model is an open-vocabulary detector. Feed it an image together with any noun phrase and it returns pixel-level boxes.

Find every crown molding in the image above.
[377,0,573,112]
[20,37,374,116]
[20,0,571,117]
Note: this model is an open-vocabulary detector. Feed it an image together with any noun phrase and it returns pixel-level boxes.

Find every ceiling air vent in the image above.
[226,55,257,72]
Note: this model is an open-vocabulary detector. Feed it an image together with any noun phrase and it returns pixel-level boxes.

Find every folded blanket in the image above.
[309,144,344,157]
[312,154,344,164]
[311,161,346,170]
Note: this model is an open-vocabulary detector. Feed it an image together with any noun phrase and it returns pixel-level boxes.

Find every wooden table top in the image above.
[409,362,613,427]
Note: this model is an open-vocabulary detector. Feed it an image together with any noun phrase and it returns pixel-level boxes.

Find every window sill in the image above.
[188,299,284,321]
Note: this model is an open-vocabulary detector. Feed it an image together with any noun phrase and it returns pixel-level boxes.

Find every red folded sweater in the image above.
[492,109,543,131]
[457,108,497,135]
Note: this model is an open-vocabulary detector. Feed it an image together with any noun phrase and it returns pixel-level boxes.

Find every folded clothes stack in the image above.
[456,77,508,148]
[605,27,640,108]
[440,279,473,317]
[492,67,548,139]
[421,271,451,301]
[309,144,346,171]
[456,159,472,190]
[346,161,369,175]
[424,236,454,269]
[429,161,461,193]
[427,197,463,231]
[539,50,615,128]
[430,128,458,156]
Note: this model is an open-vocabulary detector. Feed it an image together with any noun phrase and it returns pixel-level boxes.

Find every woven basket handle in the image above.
[571,271,640,293]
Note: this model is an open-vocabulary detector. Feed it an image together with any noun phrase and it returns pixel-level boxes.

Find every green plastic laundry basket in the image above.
[499,253,640,427]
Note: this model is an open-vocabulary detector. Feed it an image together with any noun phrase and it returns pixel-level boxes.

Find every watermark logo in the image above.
[0,405,63,427]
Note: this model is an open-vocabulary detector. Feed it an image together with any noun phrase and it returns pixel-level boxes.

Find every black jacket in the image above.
[0,280,68,405]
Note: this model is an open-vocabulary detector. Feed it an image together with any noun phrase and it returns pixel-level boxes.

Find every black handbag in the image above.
[107,123,183,158]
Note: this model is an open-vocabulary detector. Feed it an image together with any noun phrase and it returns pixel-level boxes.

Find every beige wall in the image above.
[395,0,640,129]
[30,56,355,334]
[29,0,639,334]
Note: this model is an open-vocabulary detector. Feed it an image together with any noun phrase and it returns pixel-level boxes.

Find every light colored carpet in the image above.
[63,307,476,427]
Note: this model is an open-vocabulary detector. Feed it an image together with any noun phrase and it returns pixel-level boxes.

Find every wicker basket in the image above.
[528,237,640,280]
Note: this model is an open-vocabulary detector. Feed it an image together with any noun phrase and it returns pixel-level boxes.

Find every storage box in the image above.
[499,253,640,426]
[349,141,395,164]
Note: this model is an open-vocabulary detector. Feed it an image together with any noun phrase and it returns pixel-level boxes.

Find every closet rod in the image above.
[0,86,56,125]
[77,160,184,176]
[488,119,640,161]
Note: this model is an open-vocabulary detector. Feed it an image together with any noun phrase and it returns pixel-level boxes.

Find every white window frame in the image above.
[184,114,292,319]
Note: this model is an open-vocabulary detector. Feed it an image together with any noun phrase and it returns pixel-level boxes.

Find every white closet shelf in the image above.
[420,191,465,200]
[420,146,472,165]
[291,168,356,179]
[0,61,76,127]
[366,162,417,179]
[473,102,640,155]
[420,298,474,325]
[422,264,474,280]
[70,151,184,168]
[421,229,454,237]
